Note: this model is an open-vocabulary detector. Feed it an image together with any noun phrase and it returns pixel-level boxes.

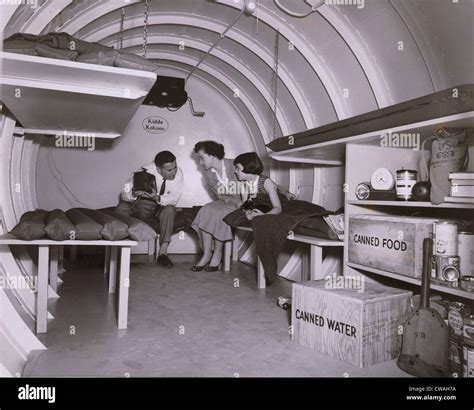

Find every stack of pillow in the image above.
[10,208,157,242]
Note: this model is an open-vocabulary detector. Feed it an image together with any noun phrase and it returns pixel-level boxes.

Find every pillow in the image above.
[294,217,339,241]
[38,32,73,50]
[44,209,78,240]
[65,208,103,240]
[3,39,39,56]
[113,52,159,72]
[34,43,78,60]
[76,50,118,66]
[79,209,129,241]
[4,33,41,42]
[10,209,48,240]
[101,209,157,242]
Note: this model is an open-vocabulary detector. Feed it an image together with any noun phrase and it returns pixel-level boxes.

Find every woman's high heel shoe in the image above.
[204,264,221,272]
[191,263,208,271]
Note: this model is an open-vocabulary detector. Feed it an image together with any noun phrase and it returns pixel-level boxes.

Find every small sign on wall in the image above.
[142,116,169,134]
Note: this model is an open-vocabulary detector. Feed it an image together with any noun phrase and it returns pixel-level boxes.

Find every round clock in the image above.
[371,168,395,191]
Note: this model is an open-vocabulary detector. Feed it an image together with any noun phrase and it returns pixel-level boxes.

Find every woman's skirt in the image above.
[191,200,237,242]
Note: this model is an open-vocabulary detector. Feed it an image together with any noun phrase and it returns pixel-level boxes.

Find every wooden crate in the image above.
[292,280,412,368]
[348,215,438,278]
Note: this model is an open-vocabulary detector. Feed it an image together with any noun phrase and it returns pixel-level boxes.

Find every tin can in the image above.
[463,343,474,378]
[434,222,458,256]
[449,337,463,376]
[396,169,417,201]
[460,276,474,292]
[464,315,474,342]
[435,256,460,283]
[458,232,474,276]
[448,302,470,337]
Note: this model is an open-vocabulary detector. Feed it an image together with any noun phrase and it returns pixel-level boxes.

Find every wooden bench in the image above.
[0,234,137,334]
[224,226,343,288]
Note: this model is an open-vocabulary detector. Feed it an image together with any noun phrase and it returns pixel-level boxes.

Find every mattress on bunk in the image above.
[266,84,474,152]
[3,32,159,72]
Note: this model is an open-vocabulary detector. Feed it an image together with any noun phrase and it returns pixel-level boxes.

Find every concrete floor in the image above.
[24,255,409,377]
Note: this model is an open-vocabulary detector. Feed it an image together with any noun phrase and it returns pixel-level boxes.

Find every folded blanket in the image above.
[224,200,331,284]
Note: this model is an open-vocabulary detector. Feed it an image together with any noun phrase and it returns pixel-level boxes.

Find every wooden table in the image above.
[0,234,137,334]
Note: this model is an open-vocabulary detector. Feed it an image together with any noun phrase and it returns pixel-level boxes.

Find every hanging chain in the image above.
[119,7,125,52]
[142,0,149,57]
[271,28,280,140]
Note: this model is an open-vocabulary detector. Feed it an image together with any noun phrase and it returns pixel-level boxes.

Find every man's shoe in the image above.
[157,254,174,268]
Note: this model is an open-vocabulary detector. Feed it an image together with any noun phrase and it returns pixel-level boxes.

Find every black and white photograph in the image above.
[0,0,473,408]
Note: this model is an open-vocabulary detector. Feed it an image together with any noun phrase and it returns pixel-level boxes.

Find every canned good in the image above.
[464,315,474,344]
[448,302,470,337]
[435,256,460,283]
[434,222,458,256]
[396,169,417,201]
[449,337,463,376]
[458,232,474,276]
[460,276,474,292]
[463,343,474,378]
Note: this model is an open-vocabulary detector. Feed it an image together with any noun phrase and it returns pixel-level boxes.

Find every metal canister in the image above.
[435,255,460,283]
[434,222,458,256]
[448,302,470,337]
[463,343,474,378]
[460,276,474,292]
[463,316,474,378]
[458,231,474,276]
[464,315,474,345]
[449,337,464,376]
[396,169,417,201]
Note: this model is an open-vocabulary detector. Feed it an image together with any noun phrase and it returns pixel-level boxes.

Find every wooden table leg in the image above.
[36,245,49,334]
[58,245,64,274]
[155,236,160,262]
[310,245,323,280]
[104,246,111,275]
[117,246,131,330]
[257,256,266,289]
[49,246,59,292]
[232,236,239,262]
[223,241,232,271]
[108,246,118,294]
[147,239,155,262]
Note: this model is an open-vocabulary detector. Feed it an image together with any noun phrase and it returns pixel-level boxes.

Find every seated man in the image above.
[115,151,184,267]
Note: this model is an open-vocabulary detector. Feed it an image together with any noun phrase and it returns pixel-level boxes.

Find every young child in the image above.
[233,152,286,221]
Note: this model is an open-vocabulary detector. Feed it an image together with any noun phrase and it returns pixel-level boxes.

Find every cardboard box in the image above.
[348,215,438,278]
[292,280,412,367]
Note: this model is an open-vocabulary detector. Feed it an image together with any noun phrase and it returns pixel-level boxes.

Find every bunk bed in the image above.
[0,51,156,138]
[267,84,474,163]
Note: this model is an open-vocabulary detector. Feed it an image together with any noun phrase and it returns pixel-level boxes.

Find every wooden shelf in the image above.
[269,154,343,166]
[0,52,156,138]
[347,262,474,300]
[347,200,474,209]
[268,111,474,163]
